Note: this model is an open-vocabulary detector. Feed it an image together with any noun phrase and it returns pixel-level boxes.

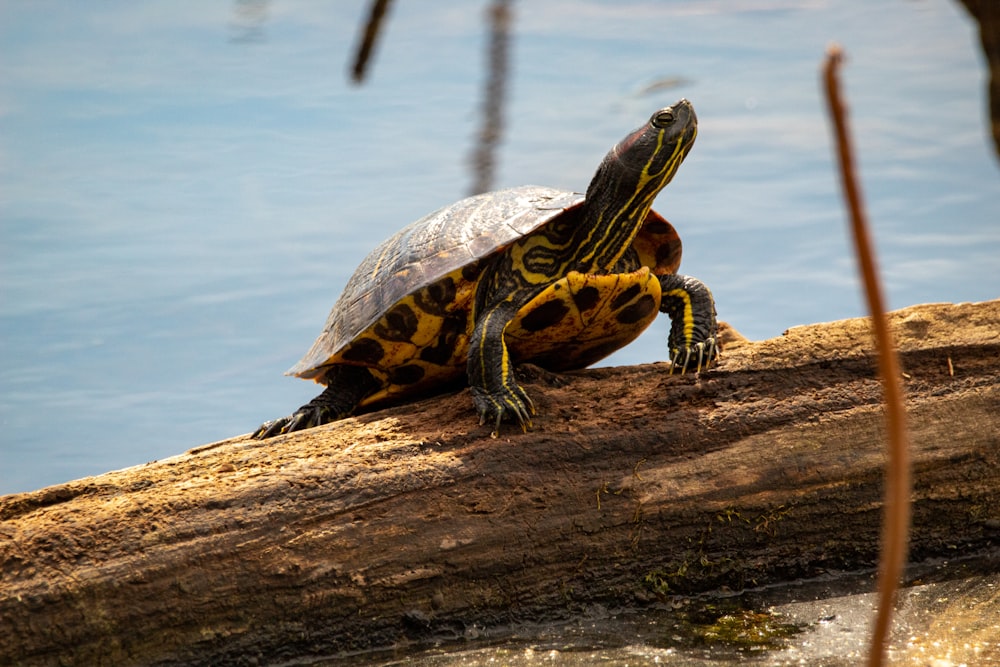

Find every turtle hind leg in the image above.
[252,365,381,439]
[658,273,719,373]
[467,297,537,437]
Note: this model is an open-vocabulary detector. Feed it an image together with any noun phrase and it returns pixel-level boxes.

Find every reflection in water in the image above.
[328,557,998,666]
[469,0,513,195]
[351,0,395,84]
[632,76,690,98]
[229,0,269,44]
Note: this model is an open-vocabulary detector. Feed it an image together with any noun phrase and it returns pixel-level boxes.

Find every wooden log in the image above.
[1,300,998,666]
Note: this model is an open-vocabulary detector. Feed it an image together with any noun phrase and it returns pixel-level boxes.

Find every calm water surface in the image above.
[333,563,999,665]
[1,1,998,493]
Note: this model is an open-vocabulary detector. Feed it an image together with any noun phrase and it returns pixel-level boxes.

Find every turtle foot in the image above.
[252,404,341,439]
[253,366,379,439]
[252,418,288,439]
[669,337,719,375]
[471,383,535,438]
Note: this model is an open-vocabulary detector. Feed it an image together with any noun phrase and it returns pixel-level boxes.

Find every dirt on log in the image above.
[2,300,999,666]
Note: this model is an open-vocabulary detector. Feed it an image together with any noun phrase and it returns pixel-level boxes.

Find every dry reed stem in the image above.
[822,44,913,667]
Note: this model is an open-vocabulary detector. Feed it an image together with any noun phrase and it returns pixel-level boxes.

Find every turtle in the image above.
[254,98,717,439]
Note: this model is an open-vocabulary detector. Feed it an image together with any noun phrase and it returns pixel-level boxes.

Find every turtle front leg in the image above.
[467,299,536,436]
[252,365,381,439]
[658,273,719,373]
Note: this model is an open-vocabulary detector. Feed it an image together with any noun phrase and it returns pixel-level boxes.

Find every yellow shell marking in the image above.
[334,266,478,407]
[506,267,661,370]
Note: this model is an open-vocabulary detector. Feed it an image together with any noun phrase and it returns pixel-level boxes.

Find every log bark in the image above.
[2,300,998,666]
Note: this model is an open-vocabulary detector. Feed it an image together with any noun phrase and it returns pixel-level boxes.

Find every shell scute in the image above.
[288,186,583,378]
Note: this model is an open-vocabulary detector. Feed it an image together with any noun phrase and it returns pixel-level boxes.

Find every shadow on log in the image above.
[2,300,998,666]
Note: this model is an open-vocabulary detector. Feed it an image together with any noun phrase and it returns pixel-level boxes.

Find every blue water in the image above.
[2,1,997,495]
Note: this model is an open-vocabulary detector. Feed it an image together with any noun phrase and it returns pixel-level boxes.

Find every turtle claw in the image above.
[472,384,535,438]
[253,418,288,439]
[252,405,336,439]
[488,412,503,440]
[669,337,719,375]
[252,413,304,440]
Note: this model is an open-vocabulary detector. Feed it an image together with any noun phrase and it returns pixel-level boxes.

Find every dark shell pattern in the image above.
[287,184,683,380]
[289,186,583,377]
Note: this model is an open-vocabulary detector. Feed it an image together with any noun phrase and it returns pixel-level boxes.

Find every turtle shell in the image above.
[288,184,682,382]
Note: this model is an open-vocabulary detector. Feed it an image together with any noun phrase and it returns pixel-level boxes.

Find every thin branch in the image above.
[350,0,393,84]
[469,0,513,195]
[822,44,912,667]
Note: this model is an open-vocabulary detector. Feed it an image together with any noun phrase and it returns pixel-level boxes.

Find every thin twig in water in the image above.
[822,44,912,667]
[350,0,393,84]
[469,0,513,195]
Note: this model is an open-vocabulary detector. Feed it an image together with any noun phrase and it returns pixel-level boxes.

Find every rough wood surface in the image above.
[2,300,998,666]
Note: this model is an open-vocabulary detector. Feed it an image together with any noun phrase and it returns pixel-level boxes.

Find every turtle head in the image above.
[569,100,697,272]
[586,99,697,210]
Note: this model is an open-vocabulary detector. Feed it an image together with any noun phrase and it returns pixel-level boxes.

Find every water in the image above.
[2,0,998,494]
[325,556,1000,666]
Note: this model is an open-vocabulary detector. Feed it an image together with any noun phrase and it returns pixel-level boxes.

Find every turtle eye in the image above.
[652,109,674,128]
